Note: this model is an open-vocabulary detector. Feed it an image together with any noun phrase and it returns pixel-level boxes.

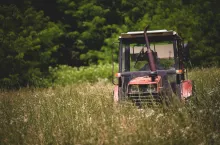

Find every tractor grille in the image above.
[128,93,162,105]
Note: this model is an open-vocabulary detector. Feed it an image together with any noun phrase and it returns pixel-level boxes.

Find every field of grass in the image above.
[1,67,220,144]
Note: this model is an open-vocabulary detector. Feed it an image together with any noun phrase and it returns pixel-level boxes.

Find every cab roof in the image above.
[119,29,181,43]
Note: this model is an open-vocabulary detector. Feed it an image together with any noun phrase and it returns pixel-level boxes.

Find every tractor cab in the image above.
[113,28,193,105]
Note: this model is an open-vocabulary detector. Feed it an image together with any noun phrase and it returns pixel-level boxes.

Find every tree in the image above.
[182,0,220,66]
[0,4,64,88]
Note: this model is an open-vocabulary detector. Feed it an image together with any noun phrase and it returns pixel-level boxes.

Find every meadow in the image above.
[0,66,220,145]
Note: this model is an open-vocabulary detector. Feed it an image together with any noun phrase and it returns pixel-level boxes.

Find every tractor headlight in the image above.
[130,85,139,93]
[146,84,157,93]
[129,84,157,93]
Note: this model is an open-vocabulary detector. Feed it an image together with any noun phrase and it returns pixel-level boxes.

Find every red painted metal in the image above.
[181,80,193,99]
[128,76,161,85]
[113,85,119,103]
[128,76,162,93]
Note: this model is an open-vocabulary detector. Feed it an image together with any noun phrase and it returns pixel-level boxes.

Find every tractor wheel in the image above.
[162,83,177,106]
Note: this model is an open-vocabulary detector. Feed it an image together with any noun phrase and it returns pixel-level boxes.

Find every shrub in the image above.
[49,63,118,86]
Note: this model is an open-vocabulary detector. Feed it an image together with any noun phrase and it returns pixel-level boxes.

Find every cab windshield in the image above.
[121,41,175,72]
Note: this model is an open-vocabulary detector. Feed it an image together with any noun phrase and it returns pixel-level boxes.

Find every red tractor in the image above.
[113,26,193,105]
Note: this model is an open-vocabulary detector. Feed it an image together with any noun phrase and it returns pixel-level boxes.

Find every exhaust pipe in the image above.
[144,25,157,81]
[144,25,156,72]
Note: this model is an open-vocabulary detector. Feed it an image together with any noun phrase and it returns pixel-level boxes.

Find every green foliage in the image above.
[188,0,220,66]
[159,59,175,69]
[1,0,220,88]
[49,63,118,86]
[0,5,63,88]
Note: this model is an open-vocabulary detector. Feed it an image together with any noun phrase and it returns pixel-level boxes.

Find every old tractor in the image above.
[112,26,193,105]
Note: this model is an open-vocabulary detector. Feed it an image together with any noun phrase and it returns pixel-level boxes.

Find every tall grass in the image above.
[0,68,220,144]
